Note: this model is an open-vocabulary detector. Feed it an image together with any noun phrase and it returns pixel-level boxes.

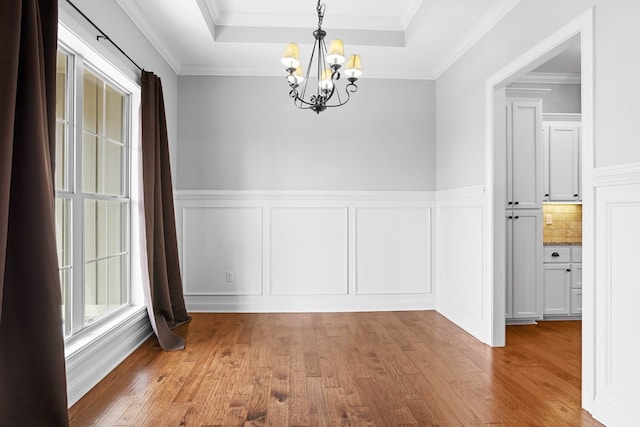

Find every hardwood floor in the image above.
[69,312,602,426]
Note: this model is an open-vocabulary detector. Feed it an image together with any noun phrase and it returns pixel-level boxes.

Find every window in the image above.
[55,28,140,338]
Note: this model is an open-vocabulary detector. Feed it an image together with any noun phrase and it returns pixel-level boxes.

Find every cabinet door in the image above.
[506,212,513,319]
[543,263,571,315]
[571,289,582,314]
[548,124,580,201]
[511,211,543,318]
[571,263,582,289]
[507,101,543,209]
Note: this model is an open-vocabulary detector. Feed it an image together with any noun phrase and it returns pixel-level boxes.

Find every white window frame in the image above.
[57,24,144,348]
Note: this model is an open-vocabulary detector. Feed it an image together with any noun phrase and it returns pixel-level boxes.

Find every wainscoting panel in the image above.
[270,207,348,295]
[435,186,487,342]
[175,191,435,312]
[593,163,640,426]
[182,206,263,296]
[355,207,431,295]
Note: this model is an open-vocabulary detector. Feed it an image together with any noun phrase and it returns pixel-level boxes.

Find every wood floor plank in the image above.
[69,312,603,426]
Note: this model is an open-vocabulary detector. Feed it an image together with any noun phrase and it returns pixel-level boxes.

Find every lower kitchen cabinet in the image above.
[543,245,582,318]
[506,210,543,321]
[543,263,571,315]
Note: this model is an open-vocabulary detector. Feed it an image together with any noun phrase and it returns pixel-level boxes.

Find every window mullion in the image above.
[70,55,85,335]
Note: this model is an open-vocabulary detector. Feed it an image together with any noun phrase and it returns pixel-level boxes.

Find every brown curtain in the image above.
[141,71,190,351]
[0,0,70,425]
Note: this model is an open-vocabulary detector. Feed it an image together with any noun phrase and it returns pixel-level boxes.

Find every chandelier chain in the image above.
[316,0,325,29]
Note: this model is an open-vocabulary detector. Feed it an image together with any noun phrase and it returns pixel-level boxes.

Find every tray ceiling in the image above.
[115,0,521,79]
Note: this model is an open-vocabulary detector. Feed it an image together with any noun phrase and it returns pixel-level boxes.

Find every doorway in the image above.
[485,8,594,411]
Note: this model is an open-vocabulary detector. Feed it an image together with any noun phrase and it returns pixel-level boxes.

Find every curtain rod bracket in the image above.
[65,0,144,73]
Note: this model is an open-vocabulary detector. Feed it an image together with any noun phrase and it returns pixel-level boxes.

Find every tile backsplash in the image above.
[542,204,582,244]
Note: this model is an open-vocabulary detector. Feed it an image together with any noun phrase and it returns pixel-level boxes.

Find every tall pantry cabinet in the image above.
[505,96,543,321]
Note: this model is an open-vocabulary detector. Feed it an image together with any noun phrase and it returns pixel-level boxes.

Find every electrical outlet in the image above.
[545,214,553,225]
[225,271,234,282]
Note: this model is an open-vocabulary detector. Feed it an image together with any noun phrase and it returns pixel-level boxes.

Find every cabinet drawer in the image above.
[571,246,582,262]
[543,246,570,263]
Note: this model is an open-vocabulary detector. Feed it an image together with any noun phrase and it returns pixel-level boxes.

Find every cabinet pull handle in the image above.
[514,201,519,205]
[574,194,579,197]
[551,252,560,257]
[508,201,513,205]
[514,216,519,219]
[508,216,513,219]
[566,269,571,272]
[544,193,549,197]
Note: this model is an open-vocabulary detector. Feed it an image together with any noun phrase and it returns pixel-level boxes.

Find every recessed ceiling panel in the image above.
[115,0,521,79]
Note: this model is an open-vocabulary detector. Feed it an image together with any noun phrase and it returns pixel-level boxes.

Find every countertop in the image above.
[543,242,582,246]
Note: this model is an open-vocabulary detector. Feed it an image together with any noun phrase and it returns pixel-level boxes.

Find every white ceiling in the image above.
[115,0,522,80]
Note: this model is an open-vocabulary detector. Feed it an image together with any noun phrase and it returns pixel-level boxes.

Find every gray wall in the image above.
[59,0,179,175]
[436,0,640,190]
[177,76,435,191]
[508,83,581,114]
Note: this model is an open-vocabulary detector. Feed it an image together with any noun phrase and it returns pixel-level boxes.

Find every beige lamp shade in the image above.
[281,43,301,68]
[326,39,345,65]
[293,66,305,84]
[319,68,334,90]
[345,54,362,78]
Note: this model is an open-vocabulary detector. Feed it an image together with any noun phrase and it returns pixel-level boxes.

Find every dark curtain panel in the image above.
[141,71,190,351]
[0,0,70,425]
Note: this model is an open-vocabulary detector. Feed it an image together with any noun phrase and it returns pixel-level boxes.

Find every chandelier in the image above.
[281,0,362,114]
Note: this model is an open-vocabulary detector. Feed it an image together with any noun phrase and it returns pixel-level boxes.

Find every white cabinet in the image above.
[543,122,581,201]
[543,263,571,315]
[542,245,582,318]
[506,210,543,320]
[507,100,544,210]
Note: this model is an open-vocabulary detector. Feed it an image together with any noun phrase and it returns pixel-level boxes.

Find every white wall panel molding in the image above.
[181,206,263,296]
[176,191,436,313]
[175,190,434,202]
[435,190,488,342]
[593,162,640,188]
[270,207,348,296]
[593,182,640,426]
[355,207,431,295]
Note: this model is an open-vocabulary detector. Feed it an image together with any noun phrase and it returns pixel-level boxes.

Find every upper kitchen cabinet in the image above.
[543,119,582,202]
[506,97,544,210]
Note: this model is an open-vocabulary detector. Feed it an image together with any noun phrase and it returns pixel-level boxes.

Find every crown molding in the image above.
[517,72,581,84]
[506,87,552,98]
[196,0,217,41]
[114,0,181,74]
[432,0,521,79]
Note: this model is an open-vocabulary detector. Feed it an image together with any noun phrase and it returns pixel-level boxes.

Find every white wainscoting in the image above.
[435,186,488,342]
[175,191,435,312]
[592,162,640,426]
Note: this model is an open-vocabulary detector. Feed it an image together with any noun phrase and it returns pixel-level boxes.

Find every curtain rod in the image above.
[64,0,144,72]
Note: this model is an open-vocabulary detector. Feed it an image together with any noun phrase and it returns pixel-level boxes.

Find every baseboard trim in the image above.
[185,295,436,313]
[65,308,152,407]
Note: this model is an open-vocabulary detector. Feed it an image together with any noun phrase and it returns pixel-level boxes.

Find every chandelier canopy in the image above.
[281,0,362,114]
